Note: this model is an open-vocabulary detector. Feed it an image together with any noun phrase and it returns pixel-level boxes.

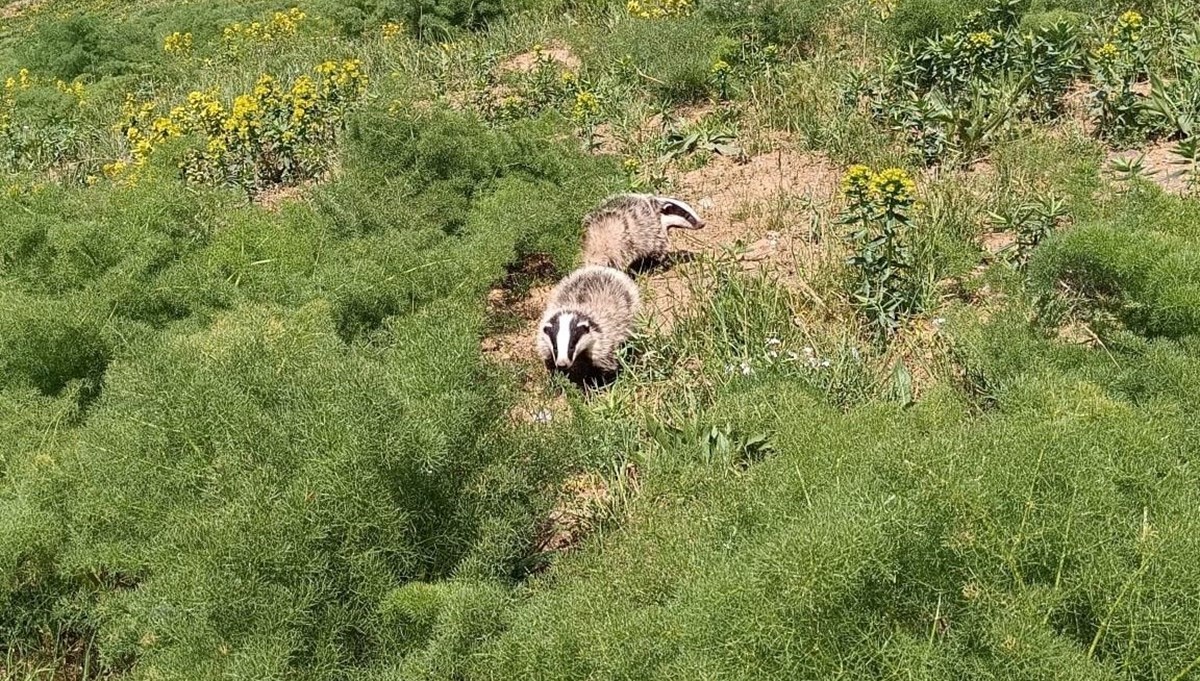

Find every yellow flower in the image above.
[622,157,640,172]
[572,90,600,120]
[710,59,731,75]
[967,31,996,48]
[381,21,405,39]
[151,115,182,140]
[1118,10,1143,29]
[163,31,193,54]
[1092,42,1119,61]
[840,164,874,199]
[1113,9,1143,43]
[627,0,692,18]
[225,94,262,140]
[102,159,129,178]
[133,138,155,163]
[870,167,916,205]
[55,79,86,101]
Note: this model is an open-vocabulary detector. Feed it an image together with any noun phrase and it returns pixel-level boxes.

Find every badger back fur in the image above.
[536,265,640,375]
[581,193,705,271]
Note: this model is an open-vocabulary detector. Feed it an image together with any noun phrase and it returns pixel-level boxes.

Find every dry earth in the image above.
[482,143,844,423]
[1108,140,1196,195]
[0,0,40,19]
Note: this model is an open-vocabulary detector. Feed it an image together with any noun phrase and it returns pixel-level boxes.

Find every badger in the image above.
[536,265,640,379]
[581,193,705,271]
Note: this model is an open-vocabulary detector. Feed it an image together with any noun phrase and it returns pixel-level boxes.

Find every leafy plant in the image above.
[869,0,1084,165]
[1169,136,1200,192]
[108,60,369,194]
[1088,11,1151,142]
[989,193,1069,266]
[1109,152,1148,182]
[658,115,743,163]
[649,419,776,471]
[482,47,579,123]
[840,164,922,338]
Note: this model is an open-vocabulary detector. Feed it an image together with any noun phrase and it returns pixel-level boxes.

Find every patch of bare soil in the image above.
[980,231,1016,257]
[640,148,842,330]
[482,285,551,365]
[1108,141,1194,195]
[480,252,578,424]
[254,182,313,211]
[534,463,639,555]
[1,0,40,19]
[1061,81,1096,136]
[497,41,580,74]
[1057,320,1100,347]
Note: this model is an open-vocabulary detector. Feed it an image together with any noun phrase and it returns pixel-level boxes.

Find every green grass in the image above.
[2,0,1200,679]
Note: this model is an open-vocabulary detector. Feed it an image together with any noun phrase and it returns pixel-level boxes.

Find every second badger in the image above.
[581,193,705,271]
[536,265,640,377]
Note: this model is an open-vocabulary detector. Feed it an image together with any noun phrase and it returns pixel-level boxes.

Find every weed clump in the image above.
[868,0,1085,164]
[840,164,923,338]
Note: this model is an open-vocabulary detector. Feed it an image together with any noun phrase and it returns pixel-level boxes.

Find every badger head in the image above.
[541,310,598,369]
[655,196,706,230]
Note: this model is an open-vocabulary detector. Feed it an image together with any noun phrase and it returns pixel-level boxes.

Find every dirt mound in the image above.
[481,146,843,397]
[640,148,842,329]
[980,231,1016,256]
[481,284,551,364]
[1,0,41,19]
[497,41,580,74]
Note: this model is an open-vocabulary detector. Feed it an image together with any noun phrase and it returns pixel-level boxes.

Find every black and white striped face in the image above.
[543,311,595,368]
[657,197,705,230]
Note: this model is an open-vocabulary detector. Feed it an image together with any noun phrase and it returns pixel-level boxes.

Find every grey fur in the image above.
[580,193,705,271]
[536,266,641,373]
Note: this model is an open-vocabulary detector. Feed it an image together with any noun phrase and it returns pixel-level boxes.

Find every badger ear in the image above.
[656,197,705,229]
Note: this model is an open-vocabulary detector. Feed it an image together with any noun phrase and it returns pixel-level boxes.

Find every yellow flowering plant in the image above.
[626,0,692,19]
[222,7,307,56]
[1088,10,1149,141]
[107,60,368,193]
[710,59,732,99]
[2,68,94,180]
[381,22,405,39]
[839,165,921,337]
[163,31,193,55]
[481,47,581,123]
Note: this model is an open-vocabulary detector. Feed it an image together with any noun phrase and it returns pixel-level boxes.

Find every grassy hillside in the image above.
[1,0,1200,679]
